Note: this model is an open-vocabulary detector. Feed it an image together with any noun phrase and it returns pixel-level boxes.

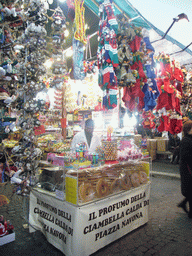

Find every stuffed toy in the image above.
[129,35,142,53]
[1,4,22,28]
[142,28,154,54]
[51,6,66,32]
[172,60,184,83]
[142,79,160,111]
[97,0,119,110]
[103,88,117,110]
[25,22,47,37]
[174,82,182,115]
[157,114,170,132]
[122,80,145,112]
[169,114,183,134]
[145,61,156,79]
[118,45,133,65]
[142,110,156,129]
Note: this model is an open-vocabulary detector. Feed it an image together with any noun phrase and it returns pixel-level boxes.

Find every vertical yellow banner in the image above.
[65,176,78,205]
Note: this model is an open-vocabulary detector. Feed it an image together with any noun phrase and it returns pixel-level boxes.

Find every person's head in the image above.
[84,119,94,134]
[183,120,192,136]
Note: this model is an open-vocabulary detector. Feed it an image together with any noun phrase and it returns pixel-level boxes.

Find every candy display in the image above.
[102,140,117,161]
[117,139,143,161]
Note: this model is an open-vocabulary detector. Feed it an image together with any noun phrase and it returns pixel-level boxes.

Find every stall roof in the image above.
[84,0,192,67]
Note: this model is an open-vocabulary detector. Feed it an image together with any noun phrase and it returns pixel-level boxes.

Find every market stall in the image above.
[1,0,192,252]
[29,182,150,256]
[29,159,151,256]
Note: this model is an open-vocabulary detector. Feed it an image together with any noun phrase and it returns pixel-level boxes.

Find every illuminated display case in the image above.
[65,158,151,206]
[34,157,151,205]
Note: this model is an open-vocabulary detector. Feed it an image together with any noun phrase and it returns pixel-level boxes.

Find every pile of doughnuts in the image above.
[66,161,149,204]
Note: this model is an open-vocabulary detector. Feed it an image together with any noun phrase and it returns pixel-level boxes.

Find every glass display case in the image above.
[33,158,151,205]
[65,158,151,205]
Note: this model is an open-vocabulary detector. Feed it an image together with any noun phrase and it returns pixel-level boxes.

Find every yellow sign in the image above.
[142,161,150,178]
[65,176,78,205]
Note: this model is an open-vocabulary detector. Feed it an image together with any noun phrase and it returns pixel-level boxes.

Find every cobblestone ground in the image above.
[0,164,192,256]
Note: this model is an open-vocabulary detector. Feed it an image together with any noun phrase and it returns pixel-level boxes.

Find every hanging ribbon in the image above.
[74,0,87,44]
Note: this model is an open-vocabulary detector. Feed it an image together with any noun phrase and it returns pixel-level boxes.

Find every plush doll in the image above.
[2,6,17,19]
[129,33,142,53]
[10,168,24,184]
[97,0,118,109]
[51,6,66,32]
[157,114,170,132]
[122,81,145,112]
[169,114,183,135]
[172,60,184,83]
[25,23,47,37]
[118,45,133,65]
[145,61,156,79]
[142,28,154,54]
[142,110,156,129]
[142,79,160,111]
[103,89,117,110]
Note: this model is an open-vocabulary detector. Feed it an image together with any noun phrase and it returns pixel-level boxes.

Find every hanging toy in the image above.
[10,167,25,185]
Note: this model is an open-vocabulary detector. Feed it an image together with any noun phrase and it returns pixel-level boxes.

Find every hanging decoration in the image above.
[180,66,192,120]
[72,0,86,80]
[97,0,119,110]
[50,6,67,50]
[83,36,96,77]
[116,14,158,116]
[155,53,184,134]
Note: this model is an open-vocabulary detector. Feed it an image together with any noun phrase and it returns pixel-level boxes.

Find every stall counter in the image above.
[29,182,151,256]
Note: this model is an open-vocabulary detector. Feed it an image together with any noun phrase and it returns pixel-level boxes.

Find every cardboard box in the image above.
[0,232,15,246]
[149,149,156,161]
[154,137,162,140]
[134,134,142,146]
[157,139,168,152]
[134,134,142,140]
[147,140,150,151]
[148,139,157,150]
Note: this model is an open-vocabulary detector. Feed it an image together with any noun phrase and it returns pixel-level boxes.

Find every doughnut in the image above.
[79,183,95,202]
[110,178,122,193]
[130,172,140,187]
[121,174,132,190]
[139,171,148,184]
[96,178,110,198]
